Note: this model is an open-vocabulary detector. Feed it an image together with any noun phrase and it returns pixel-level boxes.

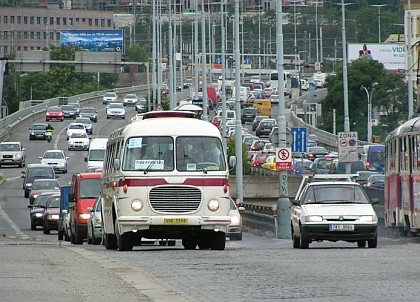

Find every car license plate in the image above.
[164,218,188,224]
[329,224,354,231]
[3,159,12,162]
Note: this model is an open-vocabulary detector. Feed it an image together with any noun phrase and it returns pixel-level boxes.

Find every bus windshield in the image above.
[122,136,226,172]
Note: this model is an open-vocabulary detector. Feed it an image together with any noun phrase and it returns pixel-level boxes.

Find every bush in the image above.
[227,138,251,175]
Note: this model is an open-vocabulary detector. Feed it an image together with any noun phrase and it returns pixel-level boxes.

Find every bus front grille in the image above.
[149,186,202,213]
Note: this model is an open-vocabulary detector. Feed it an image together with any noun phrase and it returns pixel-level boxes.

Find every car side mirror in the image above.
[22,148,26,151]
[87,207,94,212]
[84,157,88,162]
[39,157,42,160]
[62,209,68,215]
[292,199,300,206]
[370,197,379,205]
[27,204,33,208]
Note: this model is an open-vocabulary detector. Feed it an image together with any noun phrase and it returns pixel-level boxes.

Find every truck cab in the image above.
[69,172,102,244]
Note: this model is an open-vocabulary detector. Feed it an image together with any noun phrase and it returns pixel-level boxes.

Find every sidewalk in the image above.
[0,237,187,302]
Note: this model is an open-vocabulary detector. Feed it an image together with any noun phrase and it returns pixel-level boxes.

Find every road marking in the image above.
[0,204,29,239]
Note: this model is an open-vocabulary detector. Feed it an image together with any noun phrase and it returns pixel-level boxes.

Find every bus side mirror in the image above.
[113,158,120,170]
[229,156,237,168]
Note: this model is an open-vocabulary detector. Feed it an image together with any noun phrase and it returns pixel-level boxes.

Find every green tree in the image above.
[320,58,408,141]
[227,138,251,175]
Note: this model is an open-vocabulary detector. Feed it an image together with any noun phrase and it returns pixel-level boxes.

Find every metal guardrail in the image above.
[0,85,148,141]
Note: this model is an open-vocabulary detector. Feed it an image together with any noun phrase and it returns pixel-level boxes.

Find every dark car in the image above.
[252,115,269,131]
[21,164,57,198]
[305,146,328,161]
[29,123,48,140]
[68,102,81,116]
[241,107,259,124]
[27,192,55,230]
[356,171,380,186]
[329,159,366,174]
[79,107,98,122]
[256,119,277,137]
[43,194,61,234]
[365,174,385,189]
[61,104,78,119]
[28,179,61,205]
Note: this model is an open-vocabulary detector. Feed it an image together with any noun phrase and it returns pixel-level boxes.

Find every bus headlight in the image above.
[207,199,219,211]
[131,199,143,211]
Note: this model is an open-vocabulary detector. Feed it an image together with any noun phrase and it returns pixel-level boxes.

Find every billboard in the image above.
[60,30,124,53]
[348,43,405,72]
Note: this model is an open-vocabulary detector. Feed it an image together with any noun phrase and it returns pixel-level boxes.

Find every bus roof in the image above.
[143,111,196,119]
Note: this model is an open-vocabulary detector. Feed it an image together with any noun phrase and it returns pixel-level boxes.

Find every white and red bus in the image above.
[101,111,234,251]
[384,116,420,235]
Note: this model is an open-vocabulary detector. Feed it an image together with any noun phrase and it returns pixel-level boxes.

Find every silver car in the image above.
[39,150,69,173]
[0,141,26,168]
[123,94,139,106]
[106,102,126,119]
[102,92,118,104]
[227,198,244,241]
[87,197,102,245]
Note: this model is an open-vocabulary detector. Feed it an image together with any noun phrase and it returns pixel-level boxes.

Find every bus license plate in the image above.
[164,218,188,224]
[329,224,354,231]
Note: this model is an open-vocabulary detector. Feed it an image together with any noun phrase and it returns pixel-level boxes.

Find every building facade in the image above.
[0,7,114,57]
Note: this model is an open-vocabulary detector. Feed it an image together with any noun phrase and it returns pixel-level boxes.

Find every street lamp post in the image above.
[310,1,323,70]
[370,4,388,43]
[360,82,378,143]
[31,83,34,100]
[290,0,300,72]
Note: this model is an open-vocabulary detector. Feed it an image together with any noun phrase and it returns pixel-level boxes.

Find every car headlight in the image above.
[230,215,240,225]
[35,213,44,217]
[15,154,22,158]
[48,214,60,220]
[26,183,32,188]
[30,132,35,135]
[131,199,143,211]
[208,199,219,211]
[32,194,39,199]
[79,213,91,219]
[359,215,377,223]
[305,216,323,222]
[59,162,65,166]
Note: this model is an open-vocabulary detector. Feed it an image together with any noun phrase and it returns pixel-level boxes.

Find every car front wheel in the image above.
[299,226,309,249]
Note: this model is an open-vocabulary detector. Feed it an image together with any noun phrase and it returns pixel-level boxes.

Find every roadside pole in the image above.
[276,0,291,239]
[0,60,5,118]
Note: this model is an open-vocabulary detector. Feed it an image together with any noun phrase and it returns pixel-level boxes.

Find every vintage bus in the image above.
[101,111,234,251]
[384,117,420,235]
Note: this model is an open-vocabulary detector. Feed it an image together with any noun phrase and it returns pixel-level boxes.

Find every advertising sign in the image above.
[60,30,124,53]
[348,43,405,71]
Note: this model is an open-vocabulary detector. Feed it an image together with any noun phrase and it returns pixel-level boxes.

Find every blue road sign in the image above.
[215,58,222,64]
[291,127,308,153]
[244,59,251,64]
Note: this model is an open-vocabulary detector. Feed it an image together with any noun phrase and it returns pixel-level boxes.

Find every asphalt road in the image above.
[1,93,420,301]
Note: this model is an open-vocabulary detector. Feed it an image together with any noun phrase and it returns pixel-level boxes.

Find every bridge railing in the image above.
[0,85,148,141]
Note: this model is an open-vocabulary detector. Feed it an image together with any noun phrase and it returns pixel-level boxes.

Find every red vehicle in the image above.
[207,86,218,109]
[69,172,102,244]
[251,152,269,168]
[212,116,222,128]
[43,194,61,234]
[46,106,64,122]
[384,116,420,236]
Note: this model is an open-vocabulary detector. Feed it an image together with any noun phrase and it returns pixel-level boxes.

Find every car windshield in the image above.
[68,103,80,108]
[33,194,52,206]
[302,185,369,204]
[32,180,60,190]
[43,151,64,159]
[125,94,137,99]
[71,133,88,138]
[48,107,62,112]
[108,104,123,109]
[47,196,60,208]
[316,159,333,169]
[32,124,47,130]
[105,93,116,97]
[79,179,102,199]
[370,175,385,183]
[309,147,327,153]
[69,124,85,130]
[0,144,20,151]
[295,161,311,169]
[81,108,95,113]
[75,118,91,124]
[62,105,75,110]
[89,150,105,161]
[27,167,54,178]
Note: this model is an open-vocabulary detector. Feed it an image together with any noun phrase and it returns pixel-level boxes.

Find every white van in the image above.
[84,138,108,171]
[216,109,236,121]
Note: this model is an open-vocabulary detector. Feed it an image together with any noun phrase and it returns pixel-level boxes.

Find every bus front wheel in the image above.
[210,232,226,250]
[115,219,133,251]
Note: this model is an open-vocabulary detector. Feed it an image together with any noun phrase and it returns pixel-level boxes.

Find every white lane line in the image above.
[0,204,29,239]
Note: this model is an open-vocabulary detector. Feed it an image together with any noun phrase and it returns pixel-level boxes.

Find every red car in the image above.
[251,152,269,168]
[46,106,64,121]
[43,194,61,234]
[212,116,222,128]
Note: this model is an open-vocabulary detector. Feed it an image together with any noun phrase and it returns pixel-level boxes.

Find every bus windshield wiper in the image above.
[184,154,207,174]
[144,152,162,174]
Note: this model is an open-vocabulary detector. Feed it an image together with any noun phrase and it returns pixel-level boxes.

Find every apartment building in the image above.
[0,7,114,57]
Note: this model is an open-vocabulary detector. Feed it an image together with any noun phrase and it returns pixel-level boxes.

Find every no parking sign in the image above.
[276,147,292,170]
